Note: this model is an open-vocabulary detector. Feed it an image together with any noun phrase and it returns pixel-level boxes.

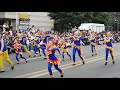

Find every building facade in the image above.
[0,12,53,31]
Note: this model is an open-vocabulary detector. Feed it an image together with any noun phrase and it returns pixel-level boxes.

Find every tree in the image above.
[48,12,110,33]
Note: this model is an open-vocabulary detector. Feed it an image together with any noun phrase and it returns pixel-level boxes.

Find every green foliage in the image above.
[48,12,110,33]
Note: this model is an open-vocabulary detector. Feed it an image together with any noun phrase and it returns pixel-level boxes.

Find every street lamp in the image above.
[114,20,119,31]
[114,20,117,31]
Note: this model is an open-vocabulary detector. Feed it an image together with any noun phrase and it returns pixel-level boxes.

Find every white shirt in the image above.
[9,30,13,36]
[3,25,6,33]
[40,41,43,45]
[31,36,34,40]
[31,27,36,34]
[32,29,35,34]
[26,39,29,46]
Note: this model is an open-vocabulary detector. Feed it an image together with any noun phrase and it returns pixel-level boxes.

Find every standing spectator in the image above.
[3,23,9,33]
[26,37,30,50]
[30,32,34,40]
[31,25,36,34]
[9,30,13,36]
[3,23,6,33]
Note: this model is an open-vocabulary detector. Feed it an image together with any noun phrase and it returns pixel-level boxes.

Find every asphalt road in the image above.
[0,43,120,78]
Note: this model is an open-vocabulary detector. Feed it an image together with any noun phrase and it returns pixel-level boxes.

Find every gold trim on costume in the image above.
[90,42,96,46]
[73,44,82,50]
[105,45,115,57]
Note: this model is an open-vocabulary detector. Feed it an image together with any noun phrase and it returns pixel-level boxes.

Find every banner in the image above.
[19,13,30,30]
[19,14,30,19]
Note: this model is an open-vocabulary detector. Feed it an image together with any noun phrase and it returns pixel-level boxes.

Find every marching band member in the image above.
[72,30,85,65]
[104,32,115,65]
[90,32,97,56]
[46,39,64,78]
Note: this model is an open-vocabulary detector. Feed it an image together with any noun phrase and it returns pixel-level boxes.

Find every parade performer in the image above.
[20,36,31,57]
[58,37,61,48]
[46,40,64,78]
[54,35,59,47]
[104,32,115,65]
[72,30,85,65]
[33,36,41,57]
[60,39,71,60]
[90,32,97,56]
[13,39,28,64]
[0,32,14,72]
[41,33,48,59]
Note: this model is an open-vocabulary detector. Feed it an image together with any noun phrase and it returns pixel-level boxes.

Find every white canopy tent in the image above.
[78,23,105,33]
[79,25,90,30]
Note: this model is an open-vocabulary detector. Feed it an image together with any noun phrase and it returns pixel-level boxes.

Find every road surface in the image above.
[0,43,120,78]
